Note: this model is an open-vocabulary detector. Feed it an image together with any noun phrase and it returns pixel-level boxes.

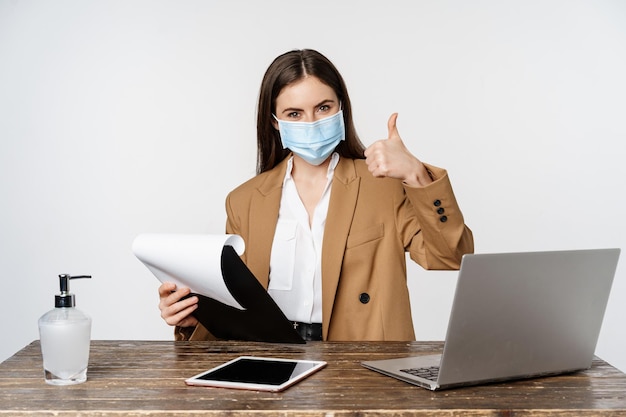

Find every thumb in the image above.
[387,113,400,140]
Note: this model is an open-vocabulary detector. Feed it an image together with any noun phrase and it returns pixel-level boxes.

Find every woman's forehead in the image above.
[275,76,338,109]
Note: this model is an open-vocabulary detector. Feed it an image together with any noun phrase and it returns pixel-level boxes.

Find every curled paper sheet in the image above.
[132,234,245,310]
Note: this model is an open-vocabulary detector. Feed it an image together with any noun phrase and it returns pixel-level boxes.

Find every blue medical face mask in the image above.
[273,110,345,166]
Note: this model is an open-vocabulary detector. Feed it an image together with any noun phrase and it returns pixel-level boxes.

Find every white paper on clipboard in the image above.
[132,234,245,310]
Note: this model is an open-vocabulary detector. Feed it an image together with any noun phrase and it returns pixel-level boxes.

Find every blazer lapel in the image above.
[321,158,360,338]
[246,159,287,289]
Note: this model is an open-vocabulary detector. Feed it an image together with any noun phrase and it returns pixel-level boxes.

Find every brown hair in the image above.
[256,49,365,174]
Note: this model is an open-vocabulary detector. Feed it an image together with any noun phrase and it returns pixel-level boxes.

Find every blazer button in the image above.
[359,293,370,304]
[433,199,442,207]
[440,215,448,223]
[437,207,445,215]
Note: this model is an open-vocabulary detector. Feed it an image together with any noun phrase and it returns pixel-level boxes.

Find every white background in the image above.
[1,0,625,372]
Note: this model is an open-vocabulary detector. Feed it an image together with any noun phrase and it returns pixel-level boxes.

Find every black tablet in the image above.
[185,356,327,392]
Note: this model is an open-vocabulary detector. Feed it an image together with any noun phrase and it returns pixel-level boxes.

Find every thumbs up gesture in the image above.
[364,113,433,187]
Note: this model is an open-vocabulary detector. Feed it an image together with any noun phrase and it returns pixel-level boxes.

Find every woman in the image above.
[158,49,474,341]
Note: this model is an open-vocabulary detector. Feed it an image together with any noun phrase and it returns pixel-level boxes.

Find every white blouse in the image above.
[267,153,339,324]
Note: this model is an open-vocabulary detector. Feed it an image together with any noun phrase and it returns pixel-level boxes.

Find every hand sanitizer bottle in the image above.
[38,274,92,385]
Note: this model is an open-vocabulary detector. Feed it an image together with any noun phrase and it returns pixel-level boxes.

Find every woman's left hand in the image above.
[364,113,433,187]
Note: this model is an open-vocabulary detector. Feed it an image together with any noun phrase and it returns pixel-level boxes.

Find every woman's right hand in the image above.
[158,282,199,328]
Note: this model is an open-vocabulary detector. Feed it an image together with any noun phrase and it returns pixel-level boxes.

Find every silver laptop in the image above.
[362,248,620,390]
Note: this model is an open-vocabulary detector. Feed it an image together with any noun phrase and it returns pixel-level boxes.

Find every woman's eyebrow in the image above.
[315,99,336,107]
[281,106,304,114]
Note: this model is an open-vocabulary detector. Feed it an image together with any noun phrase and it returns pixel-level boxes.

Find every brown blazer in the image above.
[181,156,473,341]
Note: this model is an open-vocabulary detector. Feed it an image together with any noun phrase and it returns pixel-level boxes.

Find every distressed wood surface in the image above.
[1,340,625,416]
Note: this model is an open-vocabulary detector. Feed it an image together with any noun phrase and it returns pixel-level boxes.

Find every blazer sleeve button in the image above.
[359,293,370,304]
[433,199,442,207]
[440,215,448,223]
[437,207,445,215]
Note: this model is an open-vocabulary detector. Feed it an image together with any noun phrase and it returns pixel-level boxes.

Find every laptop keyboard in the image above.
[400,366,440,381]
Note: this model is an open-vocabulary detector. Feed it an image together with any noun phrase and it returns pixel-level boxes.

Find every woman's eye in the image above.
[287,112,300,118]
[318,105,330,113]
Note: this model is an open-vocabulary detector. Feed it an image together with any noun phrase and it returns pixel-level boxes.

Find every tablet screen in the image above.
[185,356,326,392]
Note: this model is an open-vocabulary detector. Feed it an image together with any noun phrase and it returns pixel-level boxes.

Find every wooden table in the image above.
[1,340,626,416]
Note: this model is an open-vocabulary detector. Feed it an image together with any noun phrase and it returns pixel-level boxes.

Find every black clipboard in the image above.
[189,245,305,344]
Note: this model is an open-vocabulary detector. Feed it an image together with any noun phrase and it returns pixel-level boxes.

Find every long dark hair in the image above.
[256,49,365,174]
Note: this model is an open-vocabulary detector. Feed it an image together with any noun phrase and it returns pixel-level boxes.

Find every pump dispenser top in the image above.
[55,274,91,308]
